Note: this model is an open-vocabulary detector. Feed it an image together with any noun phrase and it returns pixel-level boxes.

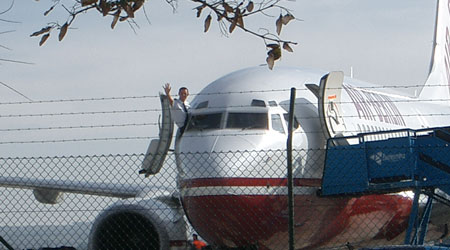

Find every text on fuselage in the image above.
[343,84,406,126]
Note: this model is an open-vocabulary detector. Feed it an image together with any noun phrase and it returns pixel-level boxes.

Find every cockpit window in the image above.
[251,99,266,107]
[226,113,268,130]
[271,114,285,133]
[187,113,222,131]
[195,101,208,109]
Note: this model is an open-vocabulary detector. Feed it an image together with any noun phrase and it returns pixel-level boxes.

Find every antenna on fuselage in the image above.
[350,66,354,78]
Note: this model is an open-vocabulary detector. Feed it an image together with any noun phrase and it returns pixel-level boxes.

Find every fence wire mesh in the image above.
[0,147,449,250]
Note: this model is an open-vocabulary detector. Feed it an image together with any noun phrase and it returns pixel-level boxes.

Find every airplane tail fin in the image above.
[418,0,450,103]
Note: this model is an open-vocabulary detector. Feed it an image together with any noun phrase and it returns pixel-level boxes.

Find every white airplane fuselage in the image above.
[176,66,450,249]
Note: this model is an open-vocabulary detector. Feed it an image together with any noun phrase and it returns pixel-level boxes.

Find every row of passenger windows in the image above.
[186,112,299,133]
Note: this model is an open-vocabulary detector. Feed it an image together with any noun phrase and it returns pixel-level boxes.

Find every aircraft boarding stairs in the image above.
[320,126,450,249]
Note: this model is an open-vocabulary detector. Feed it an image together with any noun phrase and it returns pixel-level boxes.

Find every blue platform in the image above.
[320,126,450,248]
[322,127,450,196]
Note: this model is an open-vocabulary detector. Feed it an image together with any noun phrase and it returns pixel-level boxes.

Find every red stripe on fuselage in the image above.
[179,177,321,188]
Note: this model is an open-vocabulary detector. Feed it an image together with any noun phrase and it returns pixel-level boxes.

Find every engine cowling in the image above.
[88,197,188,250]
[33,188,64,204]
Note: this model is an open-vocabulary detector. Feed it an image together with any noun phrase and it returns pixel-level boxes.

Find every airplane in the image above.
[157,0,450,248]
[1,0,450,250]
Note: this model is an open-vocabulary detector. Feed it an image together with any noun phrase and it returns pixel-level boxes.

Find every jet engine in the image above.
[33,188,64,204]
[88,197,188,250]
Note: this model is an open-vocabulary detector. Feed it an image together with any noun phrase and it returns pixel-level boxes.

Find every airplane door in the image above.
[140,94,174,176]
[318,71,347,141]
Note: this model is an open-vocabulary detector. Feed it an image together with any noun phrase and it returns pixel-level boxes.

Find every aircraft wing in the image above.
[0,94,177,204]
[0,176,173,204]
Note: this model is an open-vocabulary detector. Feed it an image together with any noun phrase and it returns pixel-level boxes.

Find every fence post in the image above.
[0,235,14,250]
[287,87,296,250]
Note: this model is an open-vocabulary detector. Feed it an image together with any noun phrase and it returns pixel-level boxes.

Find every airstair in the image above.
[320,126,450,248]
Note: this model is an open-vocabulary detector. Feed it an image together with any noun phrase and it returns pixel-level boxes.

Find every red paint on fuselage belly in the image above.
[182,194,412,249]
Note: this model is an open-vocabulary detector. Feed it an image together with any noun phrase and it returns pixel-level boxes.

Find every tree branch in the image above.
[31,0,298,68]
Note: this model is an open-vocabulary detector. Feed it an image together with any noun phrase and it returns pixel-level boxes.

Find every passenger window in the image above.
[187,113,222,131]
[271,114,285,133]
[226,113,268,130]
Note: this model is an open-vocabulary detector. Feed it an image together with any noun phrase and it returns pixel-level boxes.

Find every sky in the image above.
[0,0,437,157]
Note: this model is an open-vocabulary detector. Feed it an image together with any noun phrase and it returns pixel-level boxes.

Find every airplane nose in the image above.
[181,132,258,152]
[178,133,290,248]
[179,133,286,179]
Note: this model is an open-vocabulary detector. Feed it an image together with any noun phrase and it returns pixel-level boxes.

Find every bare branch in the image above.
[0,0,20,24]
[0,30,15,35]
[0,18,20,24]
[165,0,178,13]
[0,81,34,102]
[0,0,14,15]
[126,18,139,35]
[0,58,34,65]
[142,4,151,25]
[0,0,35,83]
[0,44,12,51]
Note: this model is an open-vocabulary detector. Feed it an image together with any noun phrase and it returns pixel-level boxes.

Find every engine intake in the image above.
[88,198,187,250]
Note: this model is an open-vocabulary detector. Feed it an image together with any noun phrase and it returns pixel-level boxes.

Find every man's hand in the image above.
[163,83,171,96]
[163,83,174,106]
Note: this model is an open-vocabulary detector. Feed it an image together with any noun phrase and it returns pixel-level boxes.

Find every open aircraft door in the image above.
[318,71,348,143]
[140,94,174,176]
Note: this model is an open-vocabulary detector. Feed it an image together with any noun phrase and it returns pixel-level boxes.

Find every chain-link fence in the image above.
[0,147,449,250]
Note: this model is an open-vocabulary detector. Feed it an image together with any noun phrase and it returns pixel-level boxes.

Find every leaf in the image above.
[196,5,204,18]
[204,14,212,32]
[272,46,282,60]
[229,18,237,33]
[267,44,281,60]
[266,44,281,70]
[283,42,293,52]
[58,23,68,41]
[237,16,244,28]
[81,0,98,6]
[111,10,120,29]
[132,0,145,11]
[223,3,233,13]
[281,14,295,25]
[44,5,55,16]
[122,3,134,18]
[235,8,243,28]
[30,26,51,37]
[39,34,50,46]
[100,0,110,16]
[276,14,282,35]
[266,54,274,70]
[246,1,254,12]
